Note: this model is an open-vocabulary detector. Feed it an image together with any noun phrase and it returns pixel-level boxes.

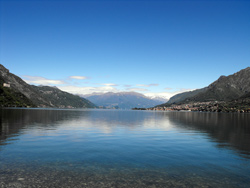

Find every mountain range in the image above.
[0,64,95,108]
[82,92,167,109]
[158,67,250,110]
[1,64,250,111]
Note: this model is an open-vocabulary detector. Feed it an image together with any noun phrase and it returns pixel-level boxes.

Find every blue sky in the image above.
[1,0,250,99]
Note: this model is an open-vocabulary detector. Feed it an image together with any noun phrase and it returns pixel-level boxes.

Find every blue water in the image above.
[0,108,250,187]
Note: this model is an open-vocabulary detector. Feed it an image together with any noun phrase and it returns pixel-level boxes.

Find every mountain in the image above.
[184,67,250,103]
[159,67,250,107]
[32,85,95,108]
[0,64,95,108]
[144,94,169,103]
[82,92,166,109]
[0,78,35,107]
[166,88,206,104]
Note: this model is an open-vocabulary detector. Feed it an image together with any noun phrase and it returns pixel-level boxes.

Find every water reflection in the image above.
[155,111,250,158]
[1,109,250,159]
[1,109,173,140]
[0,108,89,145]
[1,109,250,187]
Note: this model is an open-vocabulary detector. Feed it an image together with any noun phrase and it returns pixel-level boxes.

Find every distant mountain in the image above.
[144,94,169,103]
[159,67,250,107]
[82,92,166,109]
[0,64,95,108]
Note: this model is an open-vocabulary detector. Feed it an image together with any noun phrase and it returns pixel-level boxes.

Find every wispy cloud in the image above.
[145,88,196,100]
[21,75,195,99]
[127,88,148,92]
[164,87,172,90]
[124,84,132,87]
[177,88,195,93]
[136,83,159,87]
[69,76,89,80]
[58,85,119,95]
[99,83,118,86]
[23,76,66,85]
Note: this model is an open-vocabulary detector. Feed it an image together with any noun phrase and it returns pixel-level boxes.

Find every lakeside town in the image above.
[133,101,250,113]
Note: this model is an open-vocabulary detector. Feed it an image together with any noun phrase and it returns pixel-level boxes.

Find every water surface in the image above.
[0,108,250,187]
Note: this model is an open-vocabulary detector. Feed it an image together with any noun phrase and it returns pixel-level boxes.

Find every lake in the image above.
[0,108,250,187]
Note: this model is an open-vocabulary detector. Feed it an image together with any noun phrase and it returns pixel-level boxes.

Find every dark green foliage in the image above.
[0,79,35,107]
[0,64,96,108]
[198,98,250,112]
[34,86,96,108]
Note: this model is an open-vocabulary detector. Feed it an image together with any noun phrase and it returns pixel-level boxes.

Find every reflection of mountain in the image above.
[0,108,90,144]
[0,109,172,144]
[69,110,173,133]
[1,109,250,159]
[158,111,250,158]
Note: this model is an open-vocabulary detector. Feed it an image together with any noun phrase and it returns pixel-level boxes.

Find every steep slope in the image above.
[166,88,206,104]
[228,91,250,108]
[0,64,95,108]
[184,67,250,102]
[83,92,165,109]
[0,77,35,107]
[34,86,95,108]
[0,64,48,106]
[159,67,250,107]
[240,91,250,99]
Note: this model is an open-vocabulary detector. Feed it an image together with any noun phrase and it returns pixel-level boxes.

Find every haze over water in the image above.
[0,108,250,187]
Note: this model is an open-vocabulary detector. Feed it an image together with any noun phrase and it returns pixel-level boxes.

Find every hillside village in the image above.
[144,67,250,113]
[147,101,250,113]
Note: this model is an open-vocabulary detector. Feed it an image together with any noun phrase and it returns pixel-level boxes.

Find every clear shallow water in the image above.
[0,109,250,187]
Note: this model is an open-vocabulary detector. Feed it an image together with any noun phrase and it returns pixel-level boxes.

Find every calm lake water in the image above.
[0,108,250,187]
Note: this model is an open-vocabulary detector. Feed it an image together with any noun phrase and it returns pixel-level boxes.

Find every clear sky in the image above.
[1,0,250,99]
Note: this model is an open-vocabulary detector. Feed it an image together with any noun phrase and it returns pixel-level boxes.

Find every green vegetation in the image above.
[0,64,96,108]
[0,80,35,107]
[35,86,96,108]
[132,107,147,110]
